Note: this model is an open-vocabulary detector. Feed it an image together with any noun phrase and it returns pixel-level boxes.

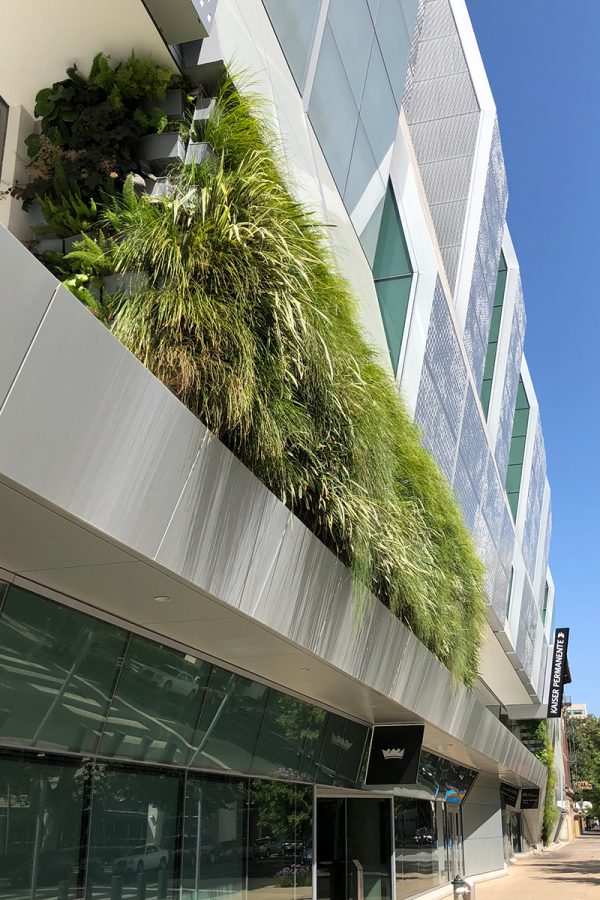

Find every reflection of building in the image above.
[566,704,588,720]
[0,0,561,897]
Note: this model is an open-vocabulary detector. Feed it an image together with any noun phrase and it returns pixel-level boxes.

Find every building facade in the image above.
[0,1,559,898]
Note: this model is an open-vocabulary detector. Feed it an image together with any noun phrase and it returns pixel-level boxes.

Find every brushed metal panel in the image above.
[0,284,206,559]
[0,227,58,409]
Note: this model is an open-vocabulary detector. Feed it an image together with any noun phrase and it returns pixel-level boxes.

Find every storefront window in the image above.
[394,797,446,899]
[0,751,86,900]
[86,763,182,900]
[0,587,127,753]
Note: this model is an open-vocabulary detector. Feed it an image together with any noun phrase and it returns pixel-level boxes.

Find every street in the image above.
[476,833,600,899]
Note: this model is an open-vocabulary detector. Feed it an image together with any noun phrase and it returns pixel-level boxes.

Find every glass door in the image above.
[317,798,392,900]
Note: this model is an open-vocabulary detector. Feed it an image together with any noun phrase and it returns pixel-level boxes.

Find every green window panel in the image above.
[506,567,515,617]
[373,183,413,372]
[505,376,530,520]
[375,276,412,372]
[373,184,412,279]
[542,582,549,624]
[480,253,508,419]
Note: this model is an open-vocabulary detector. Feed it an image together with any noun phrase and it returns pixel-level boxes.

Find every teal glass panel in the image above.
[508,491,519,520]
[328,0,374,104]
[98,635,210,766]
[0,751,86,899]
[86,763,181,900]
[511,407,530,438]
[515,379,529,410]
[505,464,523,494]
[480,379,492,418]
[0,586,127,753]
[508,434,527,462]
[373,185,412,278]
[482,348,496,380]
[252,691,313,780]
[375,275,412,372]
[183,774,246,896]
[488,304,503,342]
[263,0,320,90]
[190,671,269,774]
[506,567,515,617]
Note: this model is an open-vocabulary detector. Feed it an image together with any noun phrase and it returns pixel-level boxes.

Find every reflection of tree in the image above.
[250,781,312,840]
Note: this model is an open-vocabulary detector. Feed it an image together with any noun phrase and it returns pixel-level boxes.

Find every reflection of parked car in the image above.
[216,839,244,861]
[281,838,303,855]
[413,827,434,844]
[252,836,284,859]
[144,665,200,698]
[113,845,168,873]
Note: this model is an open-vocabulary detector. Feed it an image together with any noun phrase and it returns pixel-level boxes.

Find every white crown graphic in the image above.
[331,734,353,751]
[382,747,405,760]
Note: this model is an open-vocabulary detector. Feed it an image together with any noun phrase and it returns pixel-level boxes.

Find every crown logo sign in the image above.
[382,748,405,760]
[331,734,353,751]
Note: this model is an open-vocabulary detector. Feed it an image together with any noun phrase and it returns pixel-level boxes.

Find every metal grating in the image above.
[522,422,546,578]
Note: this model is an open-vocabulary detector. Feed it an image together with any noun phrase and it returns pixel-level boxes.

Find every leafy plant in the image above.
[37,187,99,238]
[22,53,182,208]
[92,79,486,685]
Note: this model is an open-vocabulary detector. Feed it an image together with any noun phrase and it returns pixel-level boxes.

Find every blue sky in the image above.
[466,1,600,713]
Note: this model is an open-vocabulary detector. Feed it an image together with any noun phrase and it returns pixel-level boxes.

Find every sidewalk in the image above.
[475,832,600,899]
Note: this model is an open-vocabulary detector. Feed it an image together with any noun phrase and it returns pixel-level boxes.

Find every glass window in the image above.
[334,719,369,787]
[375,277,412,372]
[373,184,412,278]
[480,253,507,418]
[359,40,399,167]
[308,23,360,195]
[374,0,412,106]
[86,763,181,900]
[98,635,210,766]
[0,586,127,753]
[505,375,530,519]
[343,119,383,214]
[247,780,313,898]
[0,750,87,900]
[328,0,375,104]
[262,0,320,90]
[297,705,328,783]
[182,774,246,898]
[190,671,269,774]
[395,797,446,898]
[252,691,313,780]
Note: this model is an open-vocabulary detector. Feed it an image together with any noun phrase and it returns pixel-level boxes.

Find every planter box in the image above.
[193,97,216,123]
[145,176,175,198]
[162,89,187,122]
[185,141,214,165]
[34,236,64,255]
[101,272,149,297]
[63,233,83,254]
[137,133,185,175]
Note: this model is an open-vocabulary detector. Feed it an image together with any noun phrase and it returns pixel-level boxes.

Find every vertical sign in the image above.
[547,627,570,718]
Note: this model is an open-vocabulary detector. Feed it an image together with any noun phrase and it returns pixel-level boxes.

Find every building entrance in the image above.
[316,797,392,899]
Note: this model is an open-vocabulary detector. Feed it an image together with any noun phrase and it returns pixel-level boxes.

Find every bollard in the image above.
[452,874,474,898]
[111,874,123,900]
[157,866,168,900]
[136,871,146,900]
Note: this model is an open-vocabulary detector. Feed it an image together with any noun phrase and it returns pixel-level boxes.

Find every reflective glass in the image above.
[86,763,181,900]
[328,0,375,104]
[246,779,297,898]
[334,719,369,787]
[297,705,328,783]
[0,751,86,900]
[511,408,530,438]
[373,185,412,278]
[395,797,445,899]
[190,671,269,774]
[263,0,320,90]
[0,586,127,753]
[182,774,246,899]
[359,41,399,167]
[308,23,360,194]
[315,713,346,785]
[375,276,412,372]
[252,691,312,780]
[347,799,392,898]
[98,635,210,766]
[343,119,382,214]
[374,0,411,105]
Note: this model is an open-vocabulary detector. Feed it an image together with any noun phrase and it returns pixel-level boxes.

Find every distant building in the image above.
[566,704,589,720]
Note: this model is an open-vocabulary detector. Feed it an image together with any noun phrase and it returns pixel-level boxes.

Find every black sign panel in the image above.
[366,724,424,785]
[547,628,570,718]
[500,782,520,808]
[520,789,540,810]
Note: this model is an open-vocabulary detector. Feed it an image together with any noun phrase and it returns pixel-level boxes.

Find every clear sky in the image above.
[466,1,600,714]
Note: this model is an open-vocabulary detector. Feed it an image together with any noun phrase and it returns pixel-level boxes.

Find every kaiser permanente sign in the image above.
[547,627,570,718]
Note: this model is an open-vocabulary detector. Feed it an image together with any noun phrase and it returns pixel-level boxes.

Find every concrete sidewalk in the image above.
[475,832,600,899]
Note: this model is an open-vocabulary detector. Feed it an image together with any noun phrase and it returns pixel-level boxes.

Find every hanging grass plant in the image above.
[72,78,486,685]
